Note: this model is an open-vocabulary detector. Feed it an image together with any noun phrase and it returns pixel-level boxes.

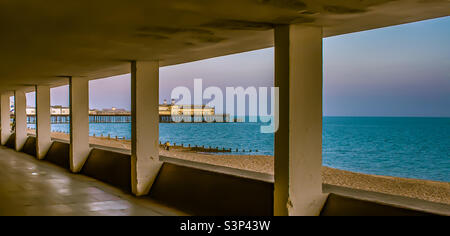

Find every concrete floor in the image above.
[0,146,184,216]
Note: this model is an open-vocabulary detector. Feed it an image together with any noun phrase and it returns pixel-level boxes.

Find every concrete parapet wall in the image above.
[81,148,132,192]
[45,141,70,170]
[5,133,15,150]
[320,194,436,216]
[147,163,274,216]
[22,136,36,157]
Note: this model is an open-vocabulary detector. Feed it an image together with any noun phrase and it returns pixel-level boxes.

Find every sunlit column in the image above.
[0,93,11,145]
[14,90,27,151]
[274,24,328,216]
[131,61,163,196]
[36,85,52,159]
[69,77,90,172]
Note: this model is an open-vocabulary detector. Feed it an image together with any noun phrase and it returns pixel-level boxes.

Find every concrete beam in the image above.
[69,77,90,172]
[274,24,328,216]
[14,90,27,151]
[131,61,163,196]
[1,0,450,91]
[36,85,52,159]
[0,94,11,145]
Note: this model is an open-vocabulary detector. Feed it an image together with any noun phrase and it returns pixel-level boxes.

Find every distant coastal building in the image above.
[172,105,215,116]
[159,99,215,116]
[19,106,70,116]
[89,107,129,115]
[26,107,131,115]
[26,107,36,115]
[51,106,70,115]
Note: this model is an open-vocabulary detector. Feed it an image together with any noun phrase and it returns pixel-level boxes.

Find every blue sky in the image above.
[27,16,450,117]
[324,16,450,117]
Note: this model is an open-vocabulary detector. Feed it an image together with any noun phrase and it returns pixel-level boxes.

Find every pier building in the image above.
[20,105,226,124]
[0,0,449,216]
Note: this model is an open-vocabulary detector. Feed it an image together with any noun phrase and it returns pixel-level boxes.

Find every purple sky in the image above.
[26,16,450,117]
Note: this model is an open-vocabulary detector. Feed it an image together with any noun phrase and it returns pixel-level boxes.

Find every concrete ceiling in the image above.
[0,0,449,92]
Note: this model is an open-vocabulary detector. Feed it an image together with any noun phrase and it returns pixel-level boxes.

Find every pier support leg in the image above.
[69,77,90,173]
[15,90,27,151]
[131,61,162,196]
[36,85,52,159]
[274,25,328,216]
[0,93,11,145]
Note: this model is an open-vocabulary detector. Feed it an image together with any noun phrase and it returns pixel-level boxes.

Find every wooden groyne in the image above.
[159,142,258,154]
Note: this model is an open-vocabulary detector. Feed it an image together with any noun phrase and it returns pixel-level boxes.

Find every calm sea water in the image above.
[28,117,450,182]
[322,117,449,183]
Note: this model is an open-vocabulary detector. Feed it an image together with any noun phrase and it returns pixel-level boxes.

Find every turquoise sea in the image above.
[28,117,450,182]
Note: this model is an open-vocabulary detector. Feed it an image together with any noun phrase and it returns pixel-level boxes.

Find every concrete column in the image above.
[274,25,328,216]
[69,77,90,172]
[131,61,162,196]
[14,90,27,151]
[0,94,11,145]
[36,85,52,159]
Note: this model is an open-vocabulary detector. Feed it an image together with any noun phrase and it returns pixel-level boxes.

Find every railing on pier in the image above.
[89,115,131,123]
[25,115,132,124]
[24,114,231,124]
[160,115,230,123]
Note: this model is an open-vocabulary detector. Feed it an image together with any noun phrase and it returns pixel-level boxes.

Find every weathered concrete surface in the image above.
[36,85,52,159]
[131,61,163,196]
[274,25,328,216]
[14,90,27,151]
[0,0,449,91]
[0,94,11,145]
[69,77,90,173]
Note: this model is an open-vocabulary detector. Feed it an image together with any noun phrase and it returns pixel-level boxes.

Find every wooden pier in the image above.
[23,114,230,124]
